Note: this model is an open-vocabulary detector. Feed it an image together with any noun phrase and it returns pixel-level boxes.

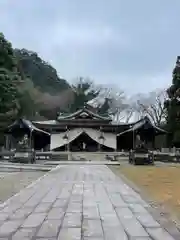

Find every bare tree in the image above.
[89,83,133,123]
[110,95,133,123]
[36,88,74,111]
[133,89,167,126]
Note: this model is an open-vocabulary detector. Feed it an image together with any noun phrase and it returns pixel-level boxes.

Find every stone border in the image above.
[0,164,60,209]
[109,166,180,240]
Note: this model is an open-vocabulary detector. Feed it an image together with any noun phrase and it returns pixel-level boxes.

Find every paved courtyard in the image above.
[0,165,177,239]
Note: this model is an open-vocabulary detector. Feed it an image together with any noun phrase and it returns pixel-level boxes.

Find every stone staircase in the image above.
[51,153,68,161]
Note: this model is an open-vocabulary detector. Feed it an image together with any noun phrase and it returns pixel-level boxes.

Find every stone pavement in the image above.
[0,165,177,239]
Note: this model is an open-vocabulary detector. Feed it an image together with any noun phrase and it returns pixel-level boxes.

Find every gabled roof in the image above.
[6,119,50,136]
[117,116,167,136]
[57,106,111,121]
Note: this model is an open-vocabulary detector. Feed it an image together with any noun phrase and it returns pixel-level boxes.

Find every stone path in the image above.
[0,165,177,239]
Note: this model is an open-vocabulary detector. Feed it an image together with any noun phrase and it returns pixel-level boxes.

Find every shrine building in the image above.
[5,105,166,152]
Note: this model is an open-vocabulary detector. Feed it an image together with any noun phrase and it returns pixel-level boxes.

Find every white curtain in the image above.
[50,132,67,150]
[50,128,116,150]
[83,128,116,149]
[50,128,83,150]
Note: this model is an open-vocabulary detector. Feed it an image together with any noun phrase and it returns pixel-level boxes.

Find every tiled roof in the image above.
[57,107,111,121]
[117,116,167,136]
[6,119,50,135]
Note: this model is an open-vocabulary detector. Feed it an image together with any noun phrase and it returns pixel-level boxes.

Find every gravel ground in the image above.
[0,171,45,203]
[109,165,180,228]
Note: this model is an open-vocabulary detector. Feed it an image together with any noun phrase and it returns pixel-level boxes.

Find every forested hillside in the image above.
[0,33,74,144]
[14,48,70,94]
[14,48,73,120]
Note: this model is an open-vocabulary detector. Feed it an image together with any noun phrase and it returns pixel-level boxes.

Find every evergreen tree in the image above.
[68,77,100,113]
[97,98,111,117]
[165,56,180,147]
[0,68,19,113]
[0,33,20,144]
[14,48,70,94]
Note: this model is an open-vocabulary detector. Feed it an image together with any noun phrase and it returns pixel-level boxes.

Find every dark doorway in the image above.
[69,132,98,152]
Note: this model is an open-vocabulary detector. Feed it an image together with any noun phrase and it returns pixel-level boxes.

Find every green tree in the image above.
[63,78,114,117]
[14,48,70,94]
[165,56,180,147]
[0,33,21,144]
[0,33,16,71]
[97,98,111,117]
[0,68,19,113]
[68,77,100,113]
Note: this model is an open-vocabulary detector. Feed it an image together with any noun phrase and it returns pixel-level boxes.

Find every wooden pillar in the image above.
[132,130,135,150]
[8,135,12,150]
[65,127,69,152]
[152,135,155,150]
[99,126,104,152]
[47,144,50,151]
[29,130,33,150]
[67,140,70,160]
[5,135,9,150]
[67,142,69,152]
[29,130,33,163]
[98,142,101,152]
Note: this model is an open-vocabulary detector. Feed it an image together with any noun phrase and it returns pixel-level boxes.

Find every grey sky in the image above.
[0,0,179,94]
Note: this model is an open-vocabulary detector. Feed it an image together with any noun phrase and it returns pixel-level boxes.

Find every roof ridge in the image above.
[57,106,111,121]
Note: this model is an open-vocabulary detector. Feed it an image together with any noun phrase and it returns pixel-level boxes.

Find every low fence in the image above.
[0,151,128,163]
[1,150,180,163]
[0,151,36,163]
[35,151,127,161]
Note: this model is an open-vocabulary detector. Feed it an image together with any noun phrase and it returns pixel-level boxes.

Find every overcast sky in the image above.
[0,0,179,95]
